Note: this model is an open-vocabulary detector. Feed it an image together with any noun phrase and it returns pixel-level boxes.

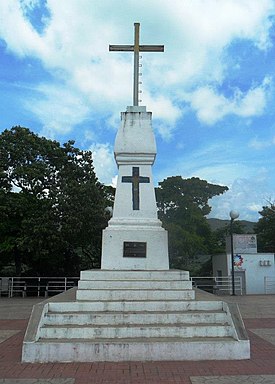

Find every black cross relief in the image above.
[122,167,150,210]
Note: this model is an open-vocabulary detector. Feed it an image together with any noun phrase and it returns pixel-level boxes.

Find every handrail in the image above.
[0,276,80,298]
[190,276,243,295]
[1,275,244,297]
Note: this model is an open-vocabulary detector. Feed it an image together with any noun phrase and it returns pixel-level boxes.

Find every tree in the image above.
[0,126,107,276]
[155,176,228,271]
[0,191,31,275]
[255,202,275,253]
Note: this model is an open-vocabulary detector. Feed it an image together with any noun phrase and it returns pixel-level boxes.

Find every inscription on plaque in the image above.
[123,242,147,258]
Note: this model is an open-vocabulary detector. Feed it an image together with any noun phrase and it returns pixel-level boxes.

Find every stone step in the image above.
[48,300,224,313]
[44,310,227,326]
[80,269,190,281]
[23,337,250,362]
[76,289,195,301]
[78,279,192,290]
[40,323,232,339]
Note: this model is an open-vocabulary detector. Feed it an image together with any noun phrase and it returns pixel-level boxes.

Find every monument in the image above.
[22,23,250,362]
[102,22,168,270]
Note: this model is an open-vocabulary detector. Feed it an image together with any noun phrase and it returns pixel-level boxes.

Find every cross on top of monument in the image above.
[109,23,164,106]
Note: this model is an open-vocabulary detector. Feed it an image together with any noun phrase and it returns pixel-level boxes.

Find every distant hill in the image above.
[207,218,256,233]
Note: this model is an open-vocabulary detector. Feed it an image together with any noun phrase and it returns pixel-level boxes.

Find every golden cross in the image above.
[109,23,164,106]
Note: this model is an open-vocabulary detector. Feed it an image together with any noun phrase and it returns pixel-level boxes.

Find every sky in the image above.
[0,0,275,222]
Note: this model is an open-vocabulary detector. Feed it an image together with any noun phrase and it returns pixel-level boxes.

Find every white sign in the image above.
[233,234,257,254]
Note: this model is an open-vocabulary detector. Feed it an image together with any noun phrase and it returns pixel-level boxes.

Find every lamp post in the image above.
[230,210,239,295]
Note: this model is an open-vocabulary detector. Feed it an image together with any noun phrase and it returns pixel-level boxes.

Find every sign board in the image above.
[226,234,258,254]
[123,242,147,258]
[233,234,257,254]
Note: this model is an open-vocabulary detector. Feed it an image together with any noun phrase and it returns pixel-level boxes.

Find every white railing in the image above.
[264,276,275,294]
[190,276,243,295]
[1,274,243,297]
[0,276,79,298]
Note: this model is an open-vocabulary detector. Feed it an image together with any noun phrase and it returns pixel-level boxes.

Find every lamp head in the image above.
[230,210,239,220]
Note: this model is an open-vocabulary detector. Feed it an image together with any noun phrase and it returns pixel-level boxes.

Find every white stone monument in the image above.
[22,23,250,362]
[102,23,168,270]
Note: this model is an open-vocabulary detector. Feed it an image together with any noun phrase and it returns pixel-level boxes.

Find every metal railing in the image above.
[0,276,79,298]
[190,276,243,295]
[1,274,244,298]
[264,276,275,294]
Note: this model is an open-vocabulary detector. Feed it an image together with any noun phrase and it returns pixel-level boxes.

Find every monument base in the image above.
[22,269,250,362]
[101,220,169,270]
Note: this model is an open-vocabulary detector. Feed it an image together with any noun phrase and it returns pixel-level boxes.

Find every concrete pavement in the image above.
[1,292,275,383]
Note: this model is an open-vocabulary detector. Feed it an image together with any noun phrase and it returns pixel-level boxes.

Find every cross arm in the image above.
[138,176,150,183]
[109,45,134,52]
[122,176,133,182]
[139,45,164,52]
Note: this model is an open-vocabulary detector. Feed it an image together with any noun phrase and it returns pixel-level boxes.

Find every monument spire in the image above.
[109,22,164,106]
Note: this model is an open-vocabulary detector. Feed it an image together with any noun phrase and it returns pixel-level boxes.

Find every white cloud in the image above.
[188,78,270,125]
[165,0,273,48]
[141,94,183,140]
[0,1,46,57]
[235,85,267,117]
[24,83,91,137]
[189,87,231,125]
[144,95,182,123]
[152,0,275,86]
[208,168,272,221]
[89,143,117,185]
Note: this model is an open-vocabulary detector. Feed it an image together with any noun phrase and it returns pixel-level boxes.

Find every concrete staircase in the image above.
[22,270,250,362]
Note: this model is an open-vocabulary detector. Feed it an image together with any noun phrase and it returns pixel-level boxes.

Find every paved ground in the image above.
[1,294,275,383]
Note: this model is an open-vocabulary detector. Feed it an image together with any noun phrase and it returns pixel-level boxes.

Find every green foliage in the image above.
[103,185,116,207]
[255,203,275,252]
[156,176,228,273]
[156,176,228,219]
[0,126,107,276]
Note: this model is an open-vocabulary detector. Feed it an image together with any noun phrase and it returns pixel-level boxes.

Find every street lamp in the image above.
[230,210,239,295]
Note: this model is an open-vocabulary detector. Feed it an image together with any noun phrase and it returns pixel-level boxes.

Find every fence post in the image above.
[264,276,269,294]
[10,277,14,298]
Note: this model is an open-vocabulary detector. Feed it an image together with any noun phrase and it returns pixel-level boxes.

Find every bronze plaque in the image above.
[123,242,147,258]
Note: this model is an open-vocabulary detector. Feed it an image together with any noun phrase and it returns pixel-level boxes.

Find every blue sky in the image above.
[1,0,275,222]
